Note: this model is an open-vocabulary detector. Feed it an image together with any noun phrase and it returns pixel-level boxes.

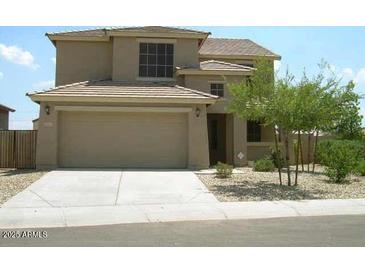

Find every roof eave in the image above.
[0,106,15,112]
[46,34,111,45]
[28,94,217,105]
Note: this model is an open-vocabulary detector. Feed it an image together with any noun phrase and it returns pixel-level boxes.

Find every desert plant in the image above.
[253,157,276,172]
[354,160,365,176]
[317,139,363,183]
[215,162,233,178]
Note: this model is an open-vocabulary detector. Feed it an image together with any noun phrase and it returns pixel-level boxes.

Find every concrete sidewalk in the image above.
[1,198,365,229]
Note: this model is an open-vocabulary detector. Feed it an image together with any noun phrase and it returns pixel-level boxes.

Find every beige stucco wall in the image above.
[260,125,275,142]
[35,101,210,169]
[184,75,246,114]
[0,111,9,130]
[55,41,113,86]
[112,37,200,81]
[32,120,39,130]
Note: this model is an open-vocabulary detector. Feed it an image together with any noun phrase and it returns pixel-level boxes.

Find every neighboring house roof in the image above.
[176,60,254,76]
[0,104,15,112]
[46,26,210,42]
[27,80,218,104]
[199,38,281,60]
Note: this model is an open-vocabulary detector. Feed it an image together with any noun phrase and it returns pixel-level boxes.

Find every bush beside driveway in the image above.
[198,167,365,202]
[0,169,47,205]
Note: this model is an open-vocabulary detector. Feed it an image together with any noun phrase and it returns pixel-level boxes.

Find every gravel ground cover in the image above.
[0,169,47,205]
[198,167,365,202]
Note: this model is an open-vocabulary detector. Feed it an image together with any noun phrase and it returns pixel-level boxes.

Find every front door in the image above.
[207,114,226,166]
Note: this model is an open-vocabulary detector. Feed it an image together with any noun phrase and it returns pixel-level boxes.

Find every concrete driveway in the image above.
[2,170,218,208]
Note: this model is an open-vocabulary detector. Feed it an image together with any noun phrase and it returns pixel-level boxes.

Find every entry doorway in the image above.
[207,114,226,166]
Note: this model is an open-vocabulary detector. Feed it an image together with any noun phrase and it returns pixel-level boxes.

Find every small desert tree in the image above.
[266,71,298,186]
[331,81,363,140]
[228,58,285,183]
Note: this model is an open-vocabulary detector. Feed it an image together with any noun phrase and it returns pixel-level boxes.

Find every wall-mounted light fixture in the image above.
[195,107,201,118]
[45,105,50,115]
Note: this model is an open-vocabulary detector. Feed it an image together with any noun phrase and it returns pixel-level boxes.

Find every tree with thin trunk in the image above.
[228,58,284,184]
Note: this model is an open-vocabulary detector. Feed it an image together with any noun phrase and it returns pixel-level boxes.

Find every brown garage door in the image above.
[58,111,188,168]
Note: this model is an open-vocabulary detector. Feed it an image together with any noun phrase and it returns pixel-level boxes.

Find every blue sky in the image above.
[1,26,365,129]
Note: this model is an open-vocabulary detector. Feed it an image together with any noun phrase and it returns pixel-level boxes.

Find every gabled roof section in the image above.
[0,104,15,112]
[176,60,254,76]
[27,80,218,104]
[199,38,281,60]
[46,26,210,43]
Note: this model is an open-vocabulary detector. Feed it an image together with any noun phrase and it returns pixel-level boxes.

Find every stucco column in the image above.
[36,102,58,169]
[188,105,210,169]
[233,115,247,166]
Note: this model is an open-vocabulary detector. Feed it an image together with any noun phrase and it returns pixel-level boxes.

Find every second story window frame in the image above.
[139,43,174,78]
[210,83,224,97]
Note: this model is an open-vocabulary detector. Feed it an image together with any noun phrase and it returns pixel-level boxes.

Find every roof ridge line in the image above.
[46,27,110,35]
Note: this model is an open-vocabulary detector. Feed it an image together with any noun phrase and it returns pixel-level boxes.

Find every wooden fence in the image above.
[0,130,37,169]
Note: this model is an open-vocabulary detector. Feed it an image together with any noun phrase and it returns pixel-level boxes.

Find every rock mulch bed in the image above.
[0,169,47,205]
[198,167,365,202]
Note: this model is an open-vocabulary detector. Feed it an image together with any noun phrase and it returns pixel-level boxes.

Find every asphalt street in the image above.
[1,215,365,246]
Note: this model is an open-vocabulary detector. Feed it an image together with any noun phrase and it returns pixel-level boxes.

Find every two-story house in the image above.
[27,26,281,169]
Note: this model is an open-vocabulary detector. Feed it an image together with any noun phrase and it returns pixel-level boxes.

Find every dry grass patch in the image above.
[0,169,47,205]
[198,167,365,202]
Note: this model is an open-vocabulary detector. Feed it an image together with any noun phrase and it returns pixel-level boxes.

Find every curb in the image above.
[1,199,365,229]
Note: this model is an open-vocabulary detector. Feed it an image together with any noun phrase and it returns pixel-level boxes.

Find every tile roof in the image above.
[28,80,218,102]
[0,104,15,112]
[199,38,281,59]
[47,26,209,37]
[199,60,254,71]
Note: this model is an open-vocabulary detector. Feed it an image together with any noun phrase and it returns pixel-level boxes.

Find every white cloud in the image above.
[342,67,354,79]
[355,68,365,85]
[51,57,56,64]
[33,80,55,91]
[0,72,3,79]
[341,67,365,86]
[0,43,39,69]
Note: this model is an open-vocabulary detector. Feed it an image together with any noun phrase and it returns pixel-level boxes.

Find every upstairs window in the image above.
[210,83,224,97]
[247,120,261,142]
[139,43,174,78]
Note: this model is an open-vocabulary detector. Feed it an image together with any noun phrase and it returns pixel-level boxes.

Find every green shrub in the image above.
[253,157,276,172]
[316,139,364,183]
[270,147,285,168]
[215,162,233,178]
[355,160,365,176]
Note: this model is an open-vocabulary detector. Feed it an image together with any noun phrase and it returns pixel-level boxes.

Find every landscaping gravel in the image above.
[198,167,365,202]
[0,169,47,205]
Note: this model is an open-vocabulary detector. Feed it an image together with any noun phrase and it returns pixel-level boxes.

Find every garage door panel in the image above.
[58,112,187,168]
